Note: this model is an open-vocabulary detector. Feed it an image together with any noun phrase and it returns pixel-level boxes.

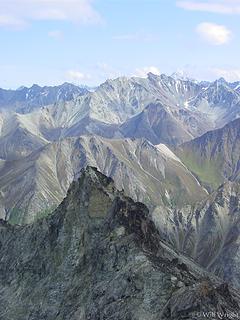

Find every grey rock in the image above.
[0,167,239,320]
[153,181,240,290]
[0,136,207,224]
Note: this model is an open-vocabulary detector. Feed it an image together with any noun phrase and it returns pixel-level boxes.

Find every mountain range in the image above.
[0,73,239,220]
[0,73,239,162]
[0,83,88,113]
[0,135,207,224]
[0,73,240,314]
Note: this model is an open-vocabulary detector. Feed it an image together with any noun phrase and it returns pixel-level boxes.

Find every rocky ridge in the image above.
[152,181,240,289]
[1,73,240,163]
[0,136,207,224]
[0,167,239,319]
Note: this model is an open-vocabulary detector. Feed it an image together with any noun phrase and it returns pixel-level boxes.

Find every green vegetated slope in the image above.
[177,118,240,190]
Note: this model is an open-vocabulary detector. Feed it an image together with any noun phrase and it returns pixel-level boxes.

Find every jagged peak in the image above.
[147,72,161,79]
[99,76,130,88]
[81,166,114,187]
[0,165,239,319]
[215,77,228,85]
[13,82,85,92]
[16,86,28,91]
[67,166,117,203]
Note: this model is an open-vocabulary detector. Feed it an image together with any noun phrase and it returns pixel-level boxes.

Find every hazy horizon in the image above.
[1,0,240,88]
[1,70,239,91]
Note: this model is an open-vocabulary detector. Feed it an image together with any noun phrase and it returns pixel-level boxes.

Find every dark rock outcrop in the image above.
[0,167,239,319]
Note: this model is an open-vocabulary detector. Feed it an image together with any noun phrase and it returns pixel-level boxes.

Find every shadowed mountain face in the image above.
[152,181,240,289]
[0,136,207,224]
[119,101,209,145]
[177,118,240,190]
[0,167,239,320]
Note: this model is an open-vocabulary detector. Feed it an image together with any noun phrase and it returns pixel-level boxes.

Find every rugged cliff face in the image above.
[0,167,239,320]
[152,181,240,290]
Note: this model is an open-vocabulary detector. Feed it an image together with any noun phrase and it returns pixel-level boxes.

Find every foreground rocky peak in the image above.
[0,167,239,319]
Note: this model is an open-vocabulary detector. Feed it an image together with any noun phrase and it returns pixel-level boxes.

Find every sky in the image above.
[1,0,240,88]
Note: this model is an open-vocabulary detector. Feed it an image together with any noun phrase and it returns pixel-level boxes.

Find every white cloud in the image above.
[0,0,102,30]
[210,68,240,82]
[48,30,63,40]
[134,66,161,78]
[196,22,232,45]
[65,64,122,86]
[66,70,92,82]
[176,0,240,14]
[0,14,27,29]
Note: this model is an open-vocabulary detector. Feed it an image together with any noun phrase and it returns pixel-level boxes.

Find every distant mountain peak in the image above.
[211,77,231,89]
[171,71,198,83]
[30,84,41,89]
[16,86,28,91]
[215,77,228,84]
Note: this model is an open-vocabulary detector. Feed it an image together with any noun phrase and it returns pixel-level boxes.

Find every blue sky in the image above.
[1,0,240,88]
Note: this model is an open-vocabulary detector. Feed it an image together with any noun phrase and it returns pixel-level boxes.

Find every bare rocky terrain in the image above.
[0,167,239,320]
[0,74,240,223]
[0,74,240,318]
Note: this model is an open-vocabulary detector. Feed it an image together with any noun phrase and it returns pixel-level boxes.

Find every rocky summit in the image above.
[0,167,239,320]
[0,135,207,224]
